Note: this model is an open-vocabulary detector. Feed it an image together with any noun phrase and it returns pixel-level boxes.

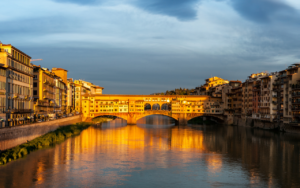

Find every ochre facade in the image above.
[82,95,224,125]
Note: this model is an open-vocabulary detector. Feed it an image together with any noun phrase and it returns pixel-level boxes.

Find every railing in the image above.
[292,100,300,104]
[289,121,300,124]
[10,109,33,113]
[291,85,300,90]
[36,101,49,106]
[0,107,6,113]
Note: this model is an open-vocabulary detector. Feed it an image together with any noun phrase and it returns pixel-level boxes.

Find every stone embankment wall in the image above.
[233,117,277,129]
[231,116,300,134]
[0,115,82,151]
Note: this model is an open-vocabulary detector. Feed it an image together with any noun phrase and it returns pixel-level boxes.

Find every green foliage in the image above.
[0,122,92,166]
[164,88,195,95]
[92,116,116,124]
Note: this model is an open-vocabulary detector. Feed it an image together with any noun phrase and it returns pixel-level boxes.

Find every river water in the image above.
[0,115,300,188]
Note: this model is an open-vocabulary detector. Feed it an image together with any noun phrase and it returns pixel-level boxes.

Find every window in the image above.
[33,82,37,87]
[33,90,37,95]
[33,75,37,80]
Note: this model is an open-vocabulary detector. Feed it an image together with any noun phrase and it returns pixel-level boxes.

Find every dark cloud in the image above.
[52,0,98,5]
[229,0,296,23]
[135,0,201,21]
[50,0,201,21]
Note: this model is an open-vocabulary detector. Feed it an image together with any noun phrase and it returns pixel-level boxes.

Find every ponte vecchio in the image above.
[82,94,225,125]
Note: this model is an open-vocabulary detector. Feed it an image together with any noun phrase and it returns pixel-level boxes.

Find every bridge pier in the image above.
[178,113,188,126]
[127,114,137,125]
[127,118,137,125]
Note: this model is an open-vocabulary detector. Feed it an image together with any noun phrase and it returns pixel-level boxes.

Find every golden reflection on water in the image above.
[206,154,222,174]
[0,115,300,188]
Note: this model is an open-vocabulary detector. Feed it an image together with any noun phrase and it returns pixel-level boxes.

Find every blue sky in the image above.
[1,0,300,94]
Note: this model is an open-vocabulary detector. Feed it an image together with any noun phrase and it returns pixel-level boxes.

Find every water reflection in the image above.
[0,116,300,187]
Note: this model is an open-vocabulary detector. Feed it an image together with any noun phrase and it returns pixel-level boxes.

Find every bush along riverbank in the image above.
[0,122,91,165]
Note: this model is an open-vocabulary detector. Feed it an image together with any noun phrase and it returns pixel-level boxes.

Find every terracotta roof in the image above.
[95,86,104,89]
[52,68,68,72]
[230,80,242,83]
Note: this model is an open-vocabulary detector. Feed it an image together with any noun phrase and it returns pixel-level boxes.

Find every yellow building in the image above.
[0,66,6,127]
[0,43,33,126]
[74,80,104,113]
[52,68,68,84]
[198,77,229,95]
[54,75,68,116]
[33,66,56,120]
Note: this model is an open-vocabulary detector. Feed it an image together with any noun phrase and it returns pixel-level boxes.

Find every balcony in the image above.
[261,117,271,121]
[272,101,277,105]
[292,93,300,97]
[289,121,300,125]
[292,100,300,104]
[36,101,49,106]
[10,109,34,113]
[293,114,300,118]
[291,85,300,90]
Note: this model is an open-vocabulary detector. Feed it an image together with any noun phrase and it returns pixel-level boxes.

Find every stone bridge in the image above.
[81,94,225,125]
[84,110,225,125]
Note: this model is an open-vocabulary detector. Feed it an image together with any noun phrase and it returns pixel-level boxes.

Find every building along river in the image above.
[0,115,300,187]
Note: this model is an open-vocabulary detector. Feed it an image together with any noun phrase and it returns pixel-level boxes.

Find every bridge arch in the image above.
[144,103,151,111]
[187,114,224,124]
[92,113,129,121]
[136,114,178,124]
[161,103,171,111]
[152,103,160,110]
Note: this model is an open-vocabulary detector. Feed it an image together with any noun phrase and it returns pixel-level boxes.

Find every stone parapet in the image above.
[0,115,82,151]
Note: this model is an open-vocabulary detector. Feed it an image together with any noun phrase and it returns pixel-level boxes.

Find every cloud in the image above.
[51,0,99,5]
[2,0,300,94]
[50,0,201,21]
[228,0,297,23]
[134,0,201,21]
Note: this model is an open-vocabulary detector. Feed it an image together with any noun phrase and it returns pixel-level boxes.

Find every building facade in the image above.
[33,66,56,120]
[0,43,33,126]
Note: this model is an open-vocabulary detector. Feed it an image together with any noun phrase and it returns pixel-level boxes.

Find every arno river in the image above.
[0,115,300,188]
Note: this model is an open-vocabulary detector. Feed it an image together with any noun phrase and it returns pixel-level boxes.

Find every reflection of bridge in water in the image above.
[83,95,225,125]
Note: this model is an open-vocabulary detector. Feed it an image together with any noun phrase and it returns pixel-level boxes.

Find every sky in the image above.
[1,0,300,94]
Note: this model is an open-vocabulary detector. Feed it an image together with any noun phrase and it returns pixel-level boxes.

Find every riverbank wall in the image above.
[0,115,82,151]
[231,116,300,134]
